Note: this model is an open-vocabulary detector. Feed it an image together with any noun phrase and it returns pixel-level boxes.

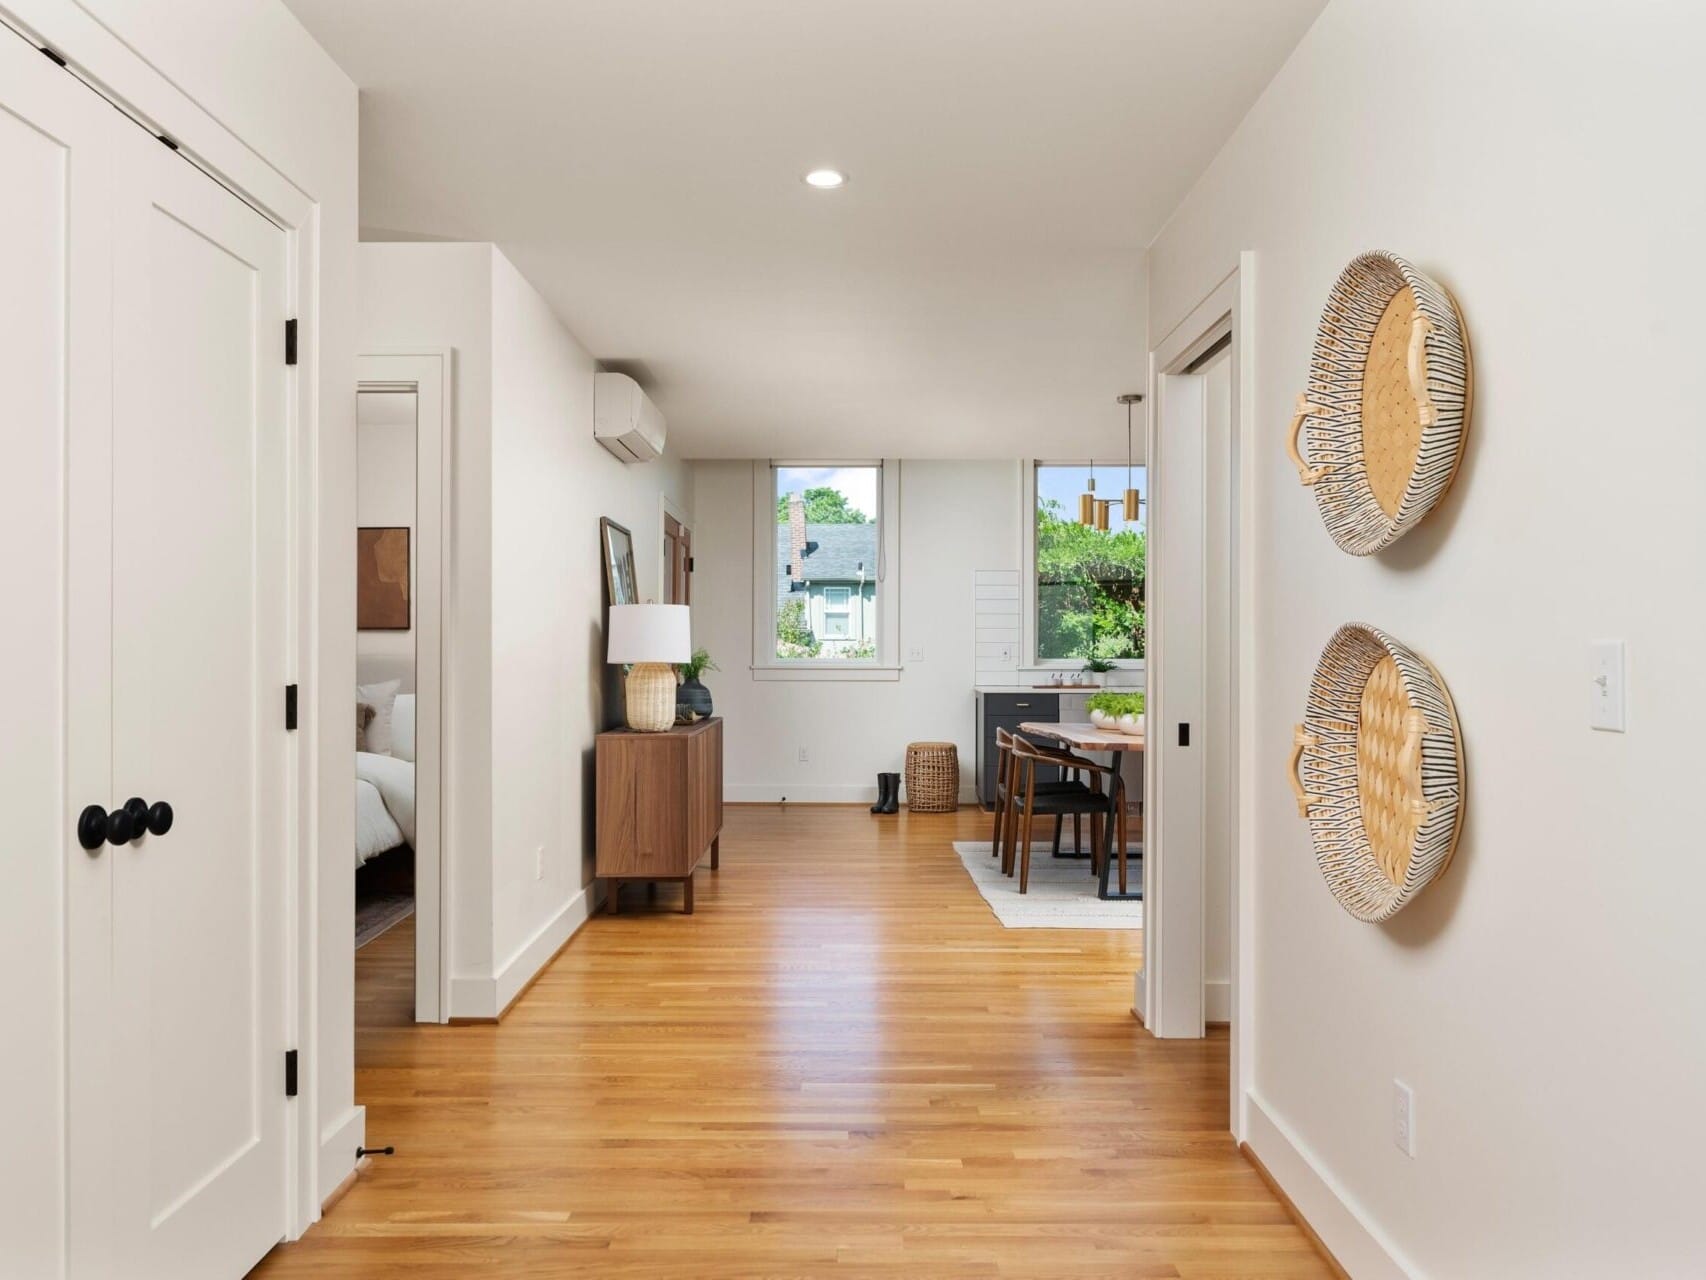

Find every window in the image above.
[752,461,900,678]
[1030,462,1146,664]
[822,586,853,638]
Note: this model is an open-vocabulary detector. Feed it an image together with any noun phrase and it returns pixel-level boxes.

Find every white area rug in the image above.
[952,841,1143,929]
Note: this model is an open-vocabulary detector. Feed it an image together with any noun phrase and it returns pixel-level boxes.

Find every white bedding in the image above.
[355,750,415,867]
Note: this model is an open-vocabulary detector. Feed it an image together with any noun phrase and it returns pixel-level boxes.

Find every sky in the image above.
[773,463,1145,532]
[776,465,879,520]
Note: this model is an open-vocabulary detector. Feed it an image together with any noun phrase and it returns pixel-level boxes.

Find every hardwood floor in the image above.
[254,805,1329,1278]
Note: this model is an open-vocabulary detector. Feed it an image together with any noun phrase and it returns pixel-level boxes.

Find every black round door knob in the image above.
[105,805,136,846]
[146,801,173,837]
[124,797,149,833]
[78,805,109,852]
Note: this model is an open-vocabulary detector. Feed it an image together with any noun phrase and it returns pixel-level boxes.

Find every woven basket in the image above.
[904,741,959,813]
[1288,251,1472,555]
[1288,625,1465,922]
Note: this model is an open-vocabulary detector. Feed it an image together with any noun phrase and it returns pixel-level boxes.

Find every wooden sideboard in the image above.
[595,716,723,914]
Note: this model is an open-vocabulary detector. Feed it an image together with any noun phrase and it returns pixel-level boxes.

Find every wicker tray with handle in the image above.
[1288,624,1465,922]
[1287,251,1472,555]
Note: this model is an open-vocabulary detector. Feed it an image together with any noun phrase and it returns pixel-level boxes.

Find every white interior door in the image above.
[1145,370,1207,1038]
[106,123,292,1279]
[0,37,117,1278]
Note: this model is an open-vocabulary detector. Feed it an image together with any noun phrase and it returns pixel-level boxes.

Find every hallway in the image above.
[255,806,1329,1278]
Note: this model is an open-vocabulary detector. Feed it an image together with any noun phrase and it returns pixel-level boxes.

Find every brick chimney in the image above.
[786,493,808,583]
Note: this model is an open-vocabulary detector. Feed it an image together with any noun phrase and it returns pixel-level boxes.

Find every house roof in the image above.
[776,521,878,608]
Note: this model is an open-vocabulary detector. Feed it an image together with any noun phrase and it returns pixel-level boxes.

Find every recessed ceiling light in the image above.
[803,168,847,189]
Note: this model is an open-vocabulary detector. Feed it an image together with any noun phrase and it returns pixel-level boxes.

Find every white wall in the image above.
[692,460,1021,802]
[356,391,417,689]
[0,0,361,1239]
[360,242,691,1016]
[1148,3,1706,1275]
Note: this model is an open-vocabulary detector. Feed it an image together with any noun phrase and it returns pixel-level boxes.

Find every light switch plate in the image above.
[1392,1080,1415,1157]
[1589,640,1626,732]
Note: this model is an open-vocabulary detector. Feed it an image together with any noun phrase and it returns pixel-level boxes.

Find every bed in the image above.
[356,692,416,868]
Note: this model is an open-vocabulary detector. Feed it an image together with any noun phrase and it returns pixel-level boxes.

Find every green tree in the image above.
[1035,499,1145,660]
[775,596,821,659]
[777,487,869,524]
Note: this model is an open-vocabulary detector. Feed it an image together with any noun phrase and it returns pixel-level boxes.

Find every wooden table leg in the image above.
[683,874,694,915]
[710,836,719,870]
[608,881,620,915]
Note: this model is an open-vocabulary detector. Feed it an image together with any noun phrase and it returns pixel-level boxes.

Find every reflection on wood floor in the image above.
[253,804,1330,1278]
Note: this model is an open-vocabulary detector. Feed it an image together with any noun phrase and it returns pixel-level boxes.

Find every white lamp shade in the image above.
[607,604,691,664]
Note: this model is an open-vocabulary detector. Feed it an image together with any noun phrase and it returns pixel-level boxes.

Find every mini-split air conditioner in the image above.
[594,371,666,463]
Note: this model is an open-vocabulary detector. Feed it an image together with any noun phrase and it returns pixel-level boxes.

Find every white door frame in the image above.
[359,352,453,1024]
[1142,255,1257,1137]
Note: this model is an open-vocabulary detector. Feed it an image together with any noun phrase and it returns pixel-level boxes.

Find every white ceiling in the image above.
[287,0,1323,459]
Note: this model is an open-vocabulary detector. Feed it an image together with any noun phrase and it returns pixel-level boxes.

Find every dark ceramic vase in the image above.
[677,676,713,718]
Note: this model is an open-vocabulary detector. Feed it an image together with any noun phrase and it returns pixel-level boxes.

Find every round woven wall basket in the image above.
[1288,624,1465,923]
[904,741,959,813]
[1288,251,1472,556]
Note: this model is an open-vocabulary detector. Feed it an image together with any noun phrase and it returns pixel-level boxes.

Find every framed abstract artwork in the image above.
[601,517,638,606]
[357,526,411,630]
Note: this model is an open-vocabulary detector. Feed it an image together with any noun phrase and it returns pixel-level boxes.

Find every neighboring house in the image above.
[778,494,877,656]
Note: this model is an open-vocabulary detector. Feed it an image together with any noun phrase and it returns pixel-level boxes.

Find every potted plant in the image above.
[1081,655,1116,687]
[1086,691,1145,736]
[675,647,718,719]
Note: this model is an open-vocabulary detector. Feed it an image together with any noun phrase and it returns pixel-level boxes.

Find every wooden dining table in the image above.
[1018,721,1144,901]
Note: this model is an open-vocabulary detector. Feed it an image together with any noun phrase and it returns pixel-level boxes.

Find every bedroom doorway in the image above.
[357,353,448,1023]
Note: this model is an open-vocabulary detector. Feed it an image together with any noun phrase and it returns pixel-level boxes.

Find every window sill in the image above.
[750,664,903,683]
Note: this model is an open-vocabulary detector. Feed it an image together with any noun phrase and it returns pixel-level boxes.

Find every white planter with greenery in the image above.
[1086,691,1145,736]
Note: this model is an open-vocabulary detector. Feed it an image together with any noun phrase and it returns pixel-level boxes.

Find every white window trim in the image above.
[1021,459,1147,676]
[750,459,902,681]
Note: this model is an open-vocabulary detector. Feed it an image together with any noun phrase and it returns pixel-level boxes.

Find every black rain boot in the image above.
[877,772,902,814]
[870,773,893,814]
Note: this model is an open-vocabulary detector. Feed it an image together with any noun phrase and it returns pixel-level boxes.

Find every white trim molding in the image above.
[447,883,600,1021]
[1245,1092,1416,1280]
[316,1105,366,1219]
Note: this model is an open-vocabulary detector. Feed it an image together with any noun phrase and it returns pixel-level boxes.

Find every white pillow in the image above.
[356,679,401,756]
[391,694,416,763]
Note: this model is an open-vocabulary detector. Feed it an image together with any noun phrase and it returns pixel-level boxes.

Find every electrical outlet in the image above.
[907,645,925,663]
[1392,1080,1415,1157]
[1589,640,1626,732]
[798,746,810,764]
[534,844,545,880]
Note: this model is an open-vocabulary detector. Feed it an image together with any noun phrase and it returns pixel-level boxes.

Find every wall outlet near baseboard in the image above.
[1393,1079,1415,1157]
[534,844,545,880]
[797,746,809,763]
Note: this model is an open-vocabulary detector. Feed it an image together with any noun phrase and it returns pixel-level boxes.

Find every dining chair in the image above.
[1007,736,1127,895]
[991,728,1087,875]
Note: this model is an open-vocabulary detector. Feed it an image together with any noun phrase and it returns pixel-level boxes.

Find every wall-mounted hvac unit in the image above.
[594,371,666,463]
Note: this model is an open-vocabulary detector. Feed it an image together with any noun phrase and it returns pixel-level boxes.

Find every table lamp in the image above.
[607,604,691,731]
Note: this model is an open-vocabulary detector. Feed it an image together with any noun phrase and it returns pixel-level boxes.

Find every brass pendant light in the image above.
[1119,392,1144,522]
[1078,459,1096,526]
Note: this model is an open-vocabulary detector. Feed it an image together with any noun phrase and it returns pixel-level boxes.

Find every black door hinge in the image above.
[1178,722,1191,747]
[284,318,298,366]
[40,46,67,67]
[284,1049,299,1097]
[285,684,298,731]
[157,134,179,152]
[687,556,695,573]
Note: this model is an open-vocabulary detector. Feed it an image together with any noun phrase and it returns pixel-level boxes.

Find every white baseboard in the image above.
[448,883,599,1020]
[316,1103,365,1214]
[1205,979,1231,1023]
[1245,1091,1416,1279]
[727,783,979,805]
